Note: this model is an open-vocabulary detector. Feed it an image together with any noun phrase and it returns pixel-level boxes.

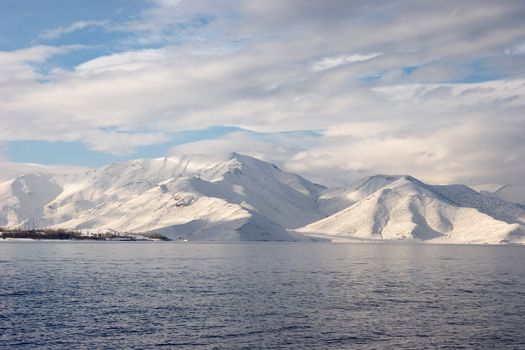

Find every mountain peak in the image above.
[0,154,524,244]
[227,152,281,170]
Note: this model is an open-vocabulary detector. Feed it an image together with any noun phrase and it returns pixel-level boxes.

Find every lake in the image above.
[1,241,524,349]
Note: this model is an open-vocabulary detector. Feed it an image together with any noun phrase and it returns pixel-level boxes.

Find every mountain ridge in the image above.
[1,153,524,244]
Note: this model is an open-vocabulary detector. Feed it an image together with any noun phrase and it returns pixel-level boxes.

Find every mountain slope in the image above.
[318,175,402,215]
[473,184,525,206]
[300,176,525,244]
[0,173,62,227]
[1,155,524,243]
[0,153,324,241]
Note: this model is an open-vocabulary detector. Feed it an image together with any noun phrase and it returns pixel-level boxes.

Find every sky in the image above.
[1,0,525,186]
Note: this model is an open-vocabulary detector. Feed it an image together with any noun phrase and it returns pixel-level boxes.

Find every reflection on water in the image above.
[1,242,524,349]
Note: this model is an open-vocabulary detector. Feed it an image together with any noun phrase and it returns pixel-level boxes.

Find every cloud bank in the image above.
[1,0,525,185]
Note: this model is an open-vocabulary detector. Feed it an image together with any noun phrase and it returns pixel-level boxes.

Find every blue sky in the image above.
[6,126,240,166]
[1,1,525,185]
[0,0,249,166]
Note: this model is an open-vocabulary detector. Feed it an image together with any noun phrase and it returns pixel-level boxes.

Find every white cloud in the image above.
[81,130,170,155]
[310,53,381,72]
[0,45,71,64]
[373,79,525,108]
[165,117,525,187]
[0,162,89,182]
[2,1,525,184]
[39,20,110,40]
[505,42,525,55]
[75,48,168,75]
[150,0,183,8]
[169,130,318,166]
[0,45,84,95]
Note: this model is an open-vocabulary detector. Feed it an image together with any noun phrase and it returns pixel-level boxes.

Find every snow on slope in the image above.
[1,155,524,243]
[40,155,226,227]
[493,185,525,206]
[195,153,325,229]
[0,173,62,227]
[300,176,525,244]
[472,184,525,206]
[1,153,323,241]
[318,175,401,215]
[429,183,525,225]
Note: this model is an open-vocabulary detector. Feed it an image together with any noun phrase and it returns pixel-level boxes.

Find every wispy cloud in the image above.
[2,1,525,184]
[75,48,168,75]
[0,45,79,64]
[505,42,525,55]
[311,53,382,72]
[39,20,110,40]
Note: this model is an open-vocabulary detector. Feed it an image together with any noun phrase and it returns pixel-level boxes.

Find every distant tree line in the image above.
[0,227,170,241]
[146,233,171,241]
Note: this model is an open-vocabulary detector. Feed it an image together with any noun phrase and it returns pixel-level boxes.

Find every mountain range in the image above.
[1,153,524,244]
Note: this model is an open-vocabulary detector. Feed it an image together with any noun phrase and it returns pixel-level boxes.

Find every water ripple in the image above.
[1,242,525,349]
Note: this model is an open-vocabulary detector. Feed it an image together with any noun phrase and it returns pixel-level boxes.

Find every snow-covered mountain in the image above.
[300,175,525,244]
[0,153,324,241]
[1,154,524,244]
[472,184,525,206]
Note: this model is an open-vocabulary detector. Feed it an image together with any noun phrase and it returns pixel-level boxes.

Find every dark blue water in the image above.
[1,242,524,349]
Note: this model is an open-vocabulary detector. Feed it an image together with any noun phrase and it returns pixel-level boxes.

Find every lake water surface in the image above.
[1,241,524,349]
